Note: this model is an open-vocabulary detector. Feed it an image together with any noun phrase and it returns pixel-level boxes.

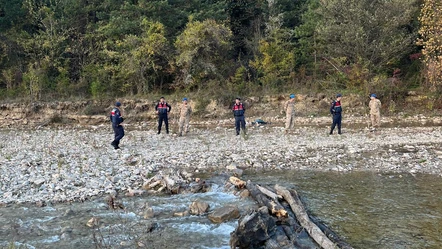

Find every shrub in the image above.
[83,103,106,116]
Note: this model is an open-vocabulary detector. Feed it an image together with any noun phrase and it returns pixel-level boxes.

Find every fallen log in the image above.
[230,178,351,249]
[308,215,354,249]
[248,182,287,218]
[256,185,282,200]
[275,185,337,249]
[229,176,246,188]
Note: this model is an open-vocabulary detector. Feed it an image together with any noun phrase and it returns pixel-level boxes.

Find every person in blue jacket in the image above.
[155,97,172,134]
[110,101,124,149]
[329,94,343,135]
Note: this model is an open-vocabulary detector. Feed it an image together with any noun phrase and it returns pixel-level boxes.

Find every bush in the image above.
[83,103,106,116]
[49,114,64,124]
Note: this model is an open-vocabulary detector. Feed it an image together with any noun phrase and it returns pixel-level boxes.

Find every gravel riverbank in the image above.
[1,123,442,205]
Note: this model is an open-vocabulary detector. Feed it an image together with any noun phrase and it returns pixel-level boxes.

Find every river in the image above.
[248,170,442,249]
[1,171,442,249]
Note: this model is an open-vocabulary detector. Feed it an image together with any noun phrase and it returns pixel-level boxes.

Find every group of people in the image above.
[109,93,382,149]
[110,97,192,149]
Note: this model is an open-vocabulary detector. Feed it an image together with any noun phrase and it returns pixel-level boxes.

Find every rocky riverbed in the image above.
[1,122,442,205]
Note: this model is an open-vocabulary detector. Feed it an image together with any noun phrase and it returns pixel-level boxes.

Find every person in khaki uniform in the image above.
[284,94,296,132]
[369,93,381,130]
[178,98,192,136]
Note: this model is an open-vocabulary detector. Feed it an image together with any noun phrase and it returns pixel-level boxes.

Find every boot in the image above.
[111,141,118,149]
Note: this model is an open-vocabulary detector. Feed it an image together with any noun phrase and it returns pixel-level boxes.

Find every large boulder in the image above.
[189,200,210,215]
[208,205,240,223]
[230,206,277,249]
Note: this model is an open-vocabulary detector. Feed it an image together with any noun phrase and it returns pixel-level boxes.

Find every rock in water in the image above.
[63,209,74,217]
[230,207,277,249]
[208,205,240,223]
[86,217,99,228]
[173,211,189,217]
[239,189,250,198]
[143,207,155,219]
[189,200,210,215]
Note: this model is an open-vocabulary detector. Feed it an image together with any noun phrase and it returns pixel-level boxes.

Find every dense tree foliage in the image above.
[0,0,435,100]
[418,0,442,92]
[175,19,232,90]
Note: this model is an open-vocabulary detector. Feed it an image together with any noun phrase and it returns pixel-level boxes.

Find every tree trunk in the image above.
[275,185,338,249]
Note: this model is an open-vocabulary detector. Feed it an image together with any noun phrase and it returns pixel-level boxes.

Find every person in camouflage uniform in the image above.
[284,94,296,132]
[369,93,381,130]
[178,97,192,136]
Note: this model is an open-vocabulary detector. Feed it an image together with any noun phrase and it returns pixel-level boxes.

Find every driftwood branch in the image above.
[148,180,162,189]
[248,182,287,218]
[140,173,208,194]
[275,184,337,249]
[256,185,282,200]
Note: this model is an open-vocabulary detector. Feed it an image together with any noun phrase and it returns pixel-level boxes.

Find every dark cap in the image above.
[336,93,342,97]
[235,97,241,100]
[115,102,121,107]
[160,96,165,99]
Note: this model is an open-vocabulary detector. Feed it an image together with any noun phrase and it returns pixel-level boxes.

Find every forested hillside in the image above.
[0,0,441,104]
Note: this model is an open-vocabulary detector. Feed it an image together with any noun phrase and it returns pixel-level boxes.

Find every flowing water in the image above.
[247,171,442,249]
[1,172,442,249]
[0,184,256,249]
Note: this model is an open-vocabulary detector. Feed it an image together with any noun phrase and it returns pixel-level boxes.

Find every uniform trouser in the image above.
[285,112,294,130]
[158,114,169,133]
[330,114,342,134]
[235,116,246,135]
[178,116,190,135]
[370,113,381,128]
[112,125,125,145]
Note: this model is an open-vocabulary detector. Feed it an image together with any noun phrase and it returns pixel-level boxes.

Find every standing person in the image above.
[369,93,382,131]
[155,97,171,134]
[110,102,124,149]
[329,94,343,135]
[284,94,296,133]
[178,97,192,136]
[232,97,246,136]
